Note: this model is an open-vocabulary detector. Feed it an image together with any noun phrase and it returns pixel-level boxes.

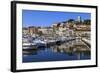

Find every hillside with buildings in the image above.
[23,16,90,39]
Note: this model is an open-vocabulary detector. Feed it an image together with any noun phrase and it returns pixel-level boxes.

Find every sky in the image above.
[22,10,91,27]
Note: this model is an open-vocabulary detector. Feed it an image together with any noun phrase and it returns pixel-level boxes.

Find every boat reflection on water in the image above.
[22,38,91,63]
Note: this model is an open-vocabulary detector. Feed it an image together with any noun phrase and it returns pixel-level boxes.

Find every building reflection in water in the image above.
[23,38,91,62]
[51,38,90,60]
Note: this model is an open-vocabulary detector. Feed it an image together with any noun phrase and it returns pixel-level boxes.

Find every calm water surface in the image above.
[23,39,91,63]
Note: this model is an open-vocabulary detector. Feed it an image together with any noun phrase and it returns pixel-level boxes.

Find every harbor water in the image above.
[22,38,91,63]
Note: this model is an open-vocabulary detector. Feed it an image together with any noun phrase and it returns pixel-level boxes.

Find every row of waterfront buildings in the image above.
[23,16,90,38]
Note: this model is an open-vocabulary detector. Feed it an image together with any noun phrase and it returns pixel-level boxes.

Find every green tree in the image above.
[83,19,91,25]
[67,19,75,23]
[38,31,43,36]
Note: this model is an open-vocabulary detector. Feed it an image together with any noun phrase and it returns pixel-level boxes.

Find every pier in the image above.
[81,38,91,48]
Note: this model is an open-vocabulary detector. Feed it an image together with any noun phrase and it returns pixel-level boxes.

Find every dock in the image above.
[81,38,91,48]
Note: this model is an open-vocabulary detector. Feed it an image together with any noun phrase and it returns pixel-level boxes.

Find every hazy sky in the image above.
[22,10,91,27]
